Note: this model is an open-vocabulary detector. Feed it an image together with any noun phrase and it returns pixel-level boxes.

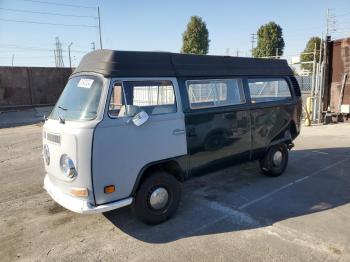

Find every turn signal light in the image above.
[70,187,89,197]
[104,185,115,194]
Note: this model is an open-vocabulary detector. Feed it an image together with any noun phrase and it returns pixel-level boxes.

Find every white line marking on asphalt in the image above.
[294,176,310,183]
[312,150,329,155]
[238,158,349,210]
[188,199,260,235]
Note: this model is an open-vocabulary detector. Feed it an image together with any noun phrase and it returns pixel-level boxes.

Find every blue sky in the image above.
[0,0,349,67]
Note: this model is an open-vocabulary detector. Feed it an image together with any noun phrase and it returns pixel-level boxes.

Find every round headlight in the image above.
[60,154,76,179]
[43,144,50,165]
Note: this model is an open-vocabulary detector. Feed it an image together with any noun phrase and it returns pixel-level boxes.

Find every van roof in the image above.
[73,49,293,77]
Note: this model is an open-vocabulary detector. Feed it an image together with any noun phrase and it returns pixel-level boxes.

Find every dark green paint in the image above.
[179,76,302,178]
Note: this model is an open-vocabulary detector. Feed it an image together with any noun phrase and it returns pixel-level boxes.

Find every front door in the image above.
[92,78,187,205]
[184,78,251,175]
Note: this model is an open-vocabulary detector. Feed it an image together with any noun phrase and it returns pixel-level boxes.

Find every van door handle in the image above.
[173,129,185,135]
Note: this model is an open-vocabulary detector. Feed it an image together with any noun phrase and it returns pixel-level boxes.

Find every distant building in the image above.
[324,37,350,113]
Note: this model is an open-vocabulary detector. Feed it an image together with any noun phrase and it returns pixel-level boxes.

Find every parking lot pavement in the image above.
[0,107,52,128]
[0,123,349,261]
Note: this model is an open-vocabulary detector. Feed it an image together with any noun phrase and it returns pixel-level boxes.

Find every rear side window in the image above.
[248,78,292,103]
[108,80,176,117]
[187,79,245,109]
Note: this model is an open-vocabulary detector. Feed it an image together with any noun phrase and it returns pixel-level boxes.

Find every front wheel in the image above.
[260,143,289,177]
[132,171,181,225]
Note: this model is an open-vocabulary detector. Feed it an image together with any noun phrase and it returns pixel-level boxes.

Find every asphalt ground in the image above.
[0,123,349,261]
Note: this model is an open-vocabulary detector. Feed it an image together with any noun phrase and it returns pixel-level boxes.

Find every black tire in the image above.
[259,143,289,177]
[132,171,181,225]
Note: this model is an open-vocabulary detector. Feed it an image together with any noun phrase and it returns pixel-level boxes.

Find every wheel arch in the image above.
[131,158,186,195]
[268,120,298,150]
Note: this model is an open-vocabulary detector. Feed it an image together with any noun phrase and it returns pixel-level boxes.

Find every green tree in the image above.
[300,37,321,72]
[181,16,209,55]
[253,22,285,58]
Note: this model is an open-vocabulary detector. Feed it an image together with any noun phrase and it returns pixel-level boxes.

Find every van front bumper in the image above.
[43,175,133,214]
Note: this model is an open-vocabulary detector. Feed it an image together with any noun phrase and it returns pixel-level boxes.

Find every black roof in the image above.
[73,49,293,77]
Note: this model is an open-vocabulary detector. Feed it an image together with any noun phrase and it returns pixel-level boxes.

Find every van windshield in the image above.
[50,75,103,121]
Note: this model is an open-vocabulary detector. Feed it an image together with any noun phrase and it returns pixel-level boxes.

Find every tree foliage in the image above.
[181,16,209,55]
[300,37,321,72]
[253,22,285,58]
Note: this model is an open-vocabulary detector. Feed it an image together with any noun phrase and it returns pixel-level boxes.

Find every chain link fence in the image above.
[295,76,312,92]
[295,76,313,120]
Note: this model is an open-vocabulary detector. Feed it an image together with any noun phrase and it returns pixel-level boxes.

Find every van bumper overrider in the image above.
[43,175,133,214]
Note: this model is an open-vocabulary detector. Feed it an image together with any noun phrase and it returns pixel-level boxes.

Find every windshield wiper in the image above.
[58,105,68,111]
[58,115,65,124]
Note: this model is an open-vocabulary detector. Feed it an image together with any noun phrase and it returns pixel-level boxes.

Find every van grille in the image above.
[289,76,301,97]
[47,132,61,144]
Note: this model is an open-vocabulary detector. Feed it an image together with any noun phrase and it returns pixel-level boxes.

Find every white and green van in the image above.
[43,50,302,224]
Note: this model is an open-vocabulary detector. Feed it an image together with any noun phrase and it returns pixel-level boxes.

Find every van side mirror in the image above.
[131,111,149,126]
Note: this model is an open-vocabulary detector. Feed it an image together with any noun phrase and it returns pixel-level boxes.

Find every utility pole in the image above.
[236,49,239,57]
[97,7,103,49]
[250,33,256,57]
[311,43,317,93]
[91,42,96,51]
[321,8,335,116]
[11,54,14,66]
[317,33,324,123]
[276,48,279,58]
[326,8,336,38]
[68,42,73,69]
[311,42,317,123]
[326,8,329,37]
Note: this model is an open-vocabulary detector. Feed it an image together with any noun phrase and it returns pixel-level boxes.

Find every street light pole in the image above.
[97,7,102,49]
[68,42,73,69]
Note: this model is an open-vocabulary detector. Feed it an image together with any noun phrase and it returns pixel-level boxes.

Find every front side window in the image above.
[108,80,176,117]
[50,75,103,121]
[248,78,292,103]
[187,79,245,109]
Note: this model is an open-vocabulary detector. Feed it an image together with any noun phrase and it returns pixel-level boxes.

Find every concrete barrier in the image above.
[0,67,72,110]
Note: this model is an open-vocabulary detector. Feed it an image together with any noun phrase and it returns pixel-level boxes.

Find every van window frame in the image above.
[105,78,181,120]
[246,76,294,105]
[185,78,247,110]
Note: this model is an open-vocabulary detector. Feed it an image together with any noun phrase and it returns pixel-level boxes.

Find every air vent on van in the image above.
[47,133,61,144]
[289,76,301,97]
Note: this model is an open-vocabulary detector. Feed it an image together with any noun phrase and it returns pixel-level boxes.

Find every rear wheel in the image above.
[132,171,181,225]
[260,143,289,177]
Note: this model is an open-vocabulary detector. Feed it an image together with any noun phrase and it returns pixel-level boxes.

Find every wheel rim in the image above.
[272,150,283,166]
[149,187,169,210]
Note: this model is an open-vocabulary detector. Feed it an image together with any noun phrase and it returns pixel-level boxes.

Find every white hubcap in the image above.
[149,187,169,209]
[273,151,283,166]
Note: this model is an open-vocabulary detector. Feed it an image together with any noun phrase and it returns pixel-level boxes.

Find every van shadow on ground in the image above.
[104,147,350,244]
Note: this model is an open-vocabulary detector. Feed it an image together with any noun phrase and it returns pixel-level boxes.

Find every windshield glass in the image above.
[50,75,103,121]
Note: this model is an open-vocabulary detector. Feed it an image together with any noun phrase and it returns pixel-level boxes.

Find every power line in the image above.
[335,11,350,17]
[0,44,89,54]
[0,7,97,18]
[22,0,96,9]
[0,18,97,28]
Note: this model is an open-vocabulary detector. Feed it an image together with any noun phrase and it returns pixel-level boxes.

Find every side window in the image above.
[248,78,292,103]
[187,79,245,109]
[108,80,177,118]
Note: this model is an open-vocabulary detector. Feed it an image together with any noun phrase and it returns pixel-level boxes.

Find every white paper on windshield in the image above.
[77,79,94,88]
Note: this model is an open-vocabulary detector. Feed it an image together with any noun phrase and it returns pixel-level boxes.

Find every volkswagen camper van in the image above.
[43,50,302,224]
